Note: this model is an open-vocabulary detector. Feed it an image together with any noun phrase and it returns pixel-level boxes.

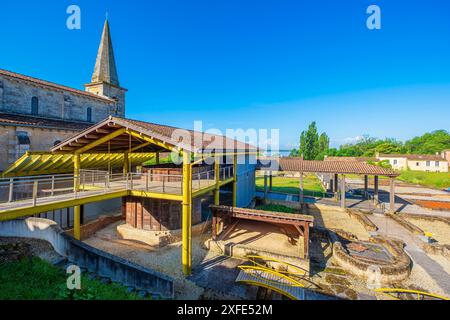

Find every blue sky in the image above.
[0,0,449,149]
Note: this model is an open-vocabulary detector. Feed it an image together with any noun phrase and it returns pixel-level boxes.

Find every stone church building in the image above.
[0,20,126,171]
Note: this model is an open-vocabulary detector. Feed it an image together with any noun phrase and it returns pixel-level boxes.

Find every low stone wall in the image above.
[331,233,412,284]
[66,214,123,240]
[387,213,424,236]
[0,218,174,299]
[346,209,378,232]
[423,243,450,259]
[117,221,209,247]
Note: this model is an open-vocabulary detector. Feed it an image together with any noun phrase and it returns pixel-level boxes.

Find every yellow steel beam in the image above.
[233,154,238,207]
[123,152,129,175]
[74,154,80,191]
[130,190,183,201]
[214,156,220,205]
[16,155,43,173]
[130,142,152,152]
[127,129,177,152]
[182,151,192,276]
[2,152,32,177]
[74,205,81,240]
[0,190,128,222]
[35,154,65,174]
[75,128,127,155]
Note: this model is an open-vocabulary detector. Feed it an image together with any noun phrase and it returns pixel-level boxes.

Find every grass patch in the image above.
[0,257,150,300]
[397,171,450,189]
[256,204,297,213]
[256,174,325,196]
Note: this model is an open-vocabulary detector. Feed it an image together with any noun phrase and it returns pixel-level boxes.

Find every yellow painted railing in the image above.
[375,288,449,300]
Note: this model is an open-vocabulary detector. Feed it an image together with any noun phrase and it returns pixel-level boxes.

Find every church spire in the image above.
[91,19,119,86]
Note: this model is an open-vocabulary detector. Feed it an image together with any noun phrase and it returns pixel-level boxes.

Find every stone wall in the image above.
[0,124,78,170]
[0,218,174,298]
[0,74,116,123]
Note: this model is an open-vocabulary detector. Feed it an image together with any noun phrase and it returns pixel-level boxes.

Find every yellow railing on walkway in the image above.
[375,288,449,300]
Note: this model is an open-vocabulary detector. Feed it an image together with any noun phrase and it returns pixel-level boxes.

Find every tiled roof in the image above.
[52,116,258,153]
[324,156,376,162]
[0,113,92,130]
[117,117,255,151]
[259,157,399,177]
[379,154,444,161]
[0,69,114,103]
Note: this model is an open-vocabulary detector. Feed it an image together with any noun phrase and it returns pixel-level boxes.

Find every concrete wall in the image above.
[0,218,174,298]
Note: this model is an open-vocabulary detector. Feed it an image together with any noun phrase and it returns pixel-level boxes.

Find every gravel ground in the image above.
[308,210,370,240]
[84,223,223,299]
[403,260,448,297]
[404,218,450,245]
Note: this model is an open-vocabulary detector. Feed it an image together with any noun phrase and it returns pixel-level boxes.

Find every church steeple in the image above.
[85,19,126,118]
[91,19,119,86]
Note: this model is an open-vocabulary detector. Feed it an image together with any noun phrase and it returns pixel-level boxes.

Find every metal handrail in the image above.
[375,288,449,300]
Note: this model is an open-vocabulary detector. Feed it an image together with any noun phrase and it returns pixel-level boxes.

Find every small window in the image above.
[393,159,397,165]
[31,97,39,115]
[87,107,92,122]
[416,162,420,166]
[16,131,30,158]
[435,161,439,167]
[426,161,430,167]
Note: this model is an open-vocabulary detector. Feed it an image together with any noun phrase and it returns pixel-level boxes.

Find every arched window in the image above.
[31,97,39,115]
[87,107,92,122]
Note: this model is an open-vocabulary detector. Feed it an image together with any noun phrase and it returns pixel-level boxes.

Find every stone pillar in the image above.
[340,175,346,209]
[364,175,368,199]
[334,173,339,201]
[389,177,395,213]
[299,173,304,205]
[329,178,334,193]
[374,176,379,203]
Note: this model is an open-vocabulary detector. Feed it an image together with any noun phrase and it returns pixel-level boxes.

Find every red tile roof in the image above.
[324,156,376,162]
[259,157,399,177]
[379,154,444,161]
[0,69,114,103]
[0,113,92,130]
[52,116,258,153]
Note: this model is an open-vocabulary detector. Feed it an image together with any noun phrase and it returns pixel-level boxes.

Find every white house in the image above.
[377,153,449,173]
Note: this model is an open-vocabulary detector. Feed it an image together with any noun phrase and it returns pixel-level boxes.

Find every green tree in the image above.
[300,122,320,160]
[404,130,450,154]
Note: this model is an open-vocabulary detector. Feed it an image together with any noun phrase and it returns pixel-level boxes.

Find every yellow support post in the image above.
[156,152,160,165]
[233,154,238,207]
[214,156,220,205]
[182,151,192,276]
[73,153,80,192]
[74,205,81,240]
[123,151,129,175]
